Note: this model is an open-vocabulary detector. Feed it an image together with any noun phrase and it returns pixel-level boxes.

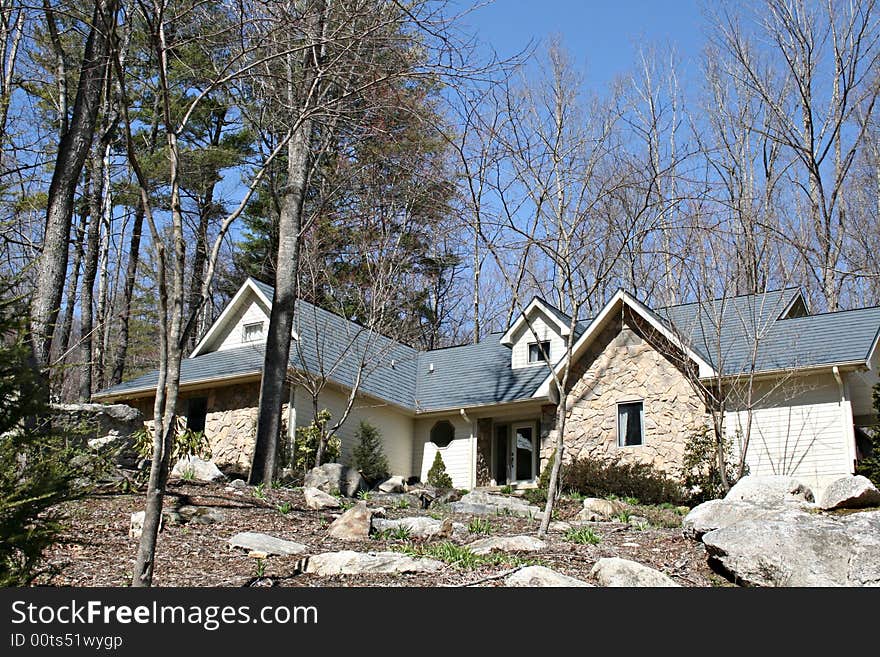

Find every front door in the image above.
[512,423,537,482]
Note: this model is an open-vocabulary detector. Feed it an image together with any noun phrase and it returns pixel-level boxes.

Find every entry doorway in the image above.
[492,421,538,485]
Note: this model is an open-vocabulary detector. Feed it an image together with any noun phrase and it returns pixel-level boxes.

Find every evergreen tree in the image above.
[427,451,453,490]
[352,421,389,484]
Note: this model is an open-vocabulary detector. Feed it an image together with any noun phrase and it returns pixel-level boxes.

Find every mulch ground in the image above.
[37,481,725,587]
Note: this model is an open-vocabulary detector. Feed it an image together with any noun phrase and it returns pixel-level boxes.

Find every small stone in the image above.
[377,476,407,493]
[303,486,342,510]
[248,551,269,559]
[303,551,444,575]
[171,456,225,482]
[466,535,547,555]
[590,557,679,587]
[228,532,307,556]
[506,565,592,587]
[327,502,372,541]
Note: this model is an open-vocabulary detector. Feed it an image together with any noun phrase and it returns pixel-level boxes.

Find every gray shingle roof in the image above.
[96,281,880,410]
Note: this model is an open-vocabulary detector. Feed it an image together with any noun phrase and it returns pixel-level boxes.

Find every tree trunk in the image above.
[249,3,324,486]
[30,0,118,375]
[109,201,144,385]
[78,147,104,401]
[58,208,88,364]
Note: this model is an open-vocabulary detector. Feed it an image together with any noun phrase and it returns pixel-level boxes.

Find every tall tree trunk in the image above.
[93,141,112,390]
[110,201,143,385]
[78,145,105,401]
[58,208,88,363]
[249,3,325,486]
[30,0,118,375]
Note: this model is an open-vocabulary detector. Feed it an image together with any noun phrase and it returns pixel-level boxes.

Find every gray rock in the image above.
[819,475,880,511]
[228,532,307,556]
[51,402,143,468]
[548,521,573,533]
[682,499,772,541]
[725,475,814,506]
[327,502,372,541]
[303,486,342,510]
[129,511,146,539]
[171,456,225,482]
[372,516,467,540]
[505,565,592,587]
[575,498,626,522]
[177,505,226,524]
[368,492,424,509]
[451,491,541,518]
[590,557,679,587]
[229,478,247,489]
[377,476,407,493]
[303,550,444,575]
[304,463,367,498]
[702,507,880,586]
[466,535,547,555]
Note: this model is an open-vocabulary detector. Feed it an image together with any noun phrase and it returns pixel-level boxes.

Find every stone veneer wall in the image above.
[540,315,708,477]
[126,381,285,476]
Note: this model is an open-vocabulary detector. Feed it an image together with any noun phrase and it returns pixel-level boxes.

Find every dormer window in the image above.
[528,340,551,363]
[243,321,264,342]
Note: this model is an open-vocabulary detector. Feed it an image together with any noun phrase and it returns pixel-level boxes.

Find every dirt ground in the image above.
[37,480,725,587]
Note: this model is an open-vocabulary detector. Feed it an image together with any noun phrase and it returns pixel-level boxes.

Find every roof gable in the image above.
[500,297,573,346]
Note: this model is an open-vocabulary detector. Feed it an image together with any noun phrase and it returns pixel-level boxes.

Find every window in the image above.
[186,397,208,434]
[528,340,551,363]
[430,420,455,448]
[243,321,264,342]
[617,401,644,447]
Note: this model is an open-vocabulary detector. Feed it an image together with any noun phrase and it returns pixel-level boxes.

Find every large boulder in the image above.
[819,475,880,511]
[171,456,225,482]
[724,475,814,506]
[701,508,880,586]
[327,502,373,541]
[450,491,541,518]
[682,499,774,541]
[303,487,342,510]
[372,516,467,541]
[590,558,679,587]
[51,402,143,468]
[228,532,307,556]
[466,535,547,555]
[575,498,626,522]
[304,463,367,498]
[505,565,592,587]
[302,551,444,575]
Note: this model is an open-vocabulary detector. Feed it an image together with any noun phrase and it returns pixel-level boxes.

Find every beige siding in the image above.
[413,415,474,489]
[725,374,854,489]
[215,298,270,352]
[510,310,566,370]
[293,385,415,477]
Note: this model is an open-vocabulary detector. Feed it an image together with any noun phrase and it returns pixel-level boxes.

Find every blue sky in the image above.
[463,0,708,88]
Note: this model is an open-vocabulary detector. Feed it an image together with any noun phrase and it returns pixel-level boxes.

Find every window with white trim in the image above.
[242,321,264,342]
[617,401,644,447]
[528,340,551,363]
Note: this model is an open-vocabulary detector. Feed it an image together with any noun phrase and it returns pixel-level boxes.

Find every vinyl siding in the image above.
[216,298,270,352]
[510,310,566,370]
[413,415,474,489]
[293,384,415,477]
[725,374,854,489]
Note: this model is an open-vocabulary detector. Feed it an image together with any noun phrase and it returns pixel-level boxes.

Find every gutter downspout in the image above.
[833,366,857,475]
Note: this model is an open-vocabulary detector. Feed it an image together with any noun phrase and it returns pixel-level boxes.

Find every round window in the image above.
[430,420,455,448]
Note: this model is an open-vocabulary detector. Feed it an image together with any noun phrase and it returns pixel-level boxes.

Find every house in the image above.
[93,277,880,493]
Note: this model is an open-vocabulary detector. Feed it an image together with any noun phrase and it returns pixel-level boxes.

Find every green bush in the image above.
[0,290,90,586]
[521,487,547,505]
[682,426,741,503]
[132,419,211,465]
[352,421,389,484]
[562,457,684,505]
[426,451,453,489]
[293,410,340,473]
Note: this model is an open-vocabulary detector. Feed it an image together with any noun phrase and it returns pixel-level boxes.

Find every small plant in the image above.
[276,501,292,515]
[565,526,602,545]
[253,483,267,500]
[468,518,493,534]
[623,496,640,506]
[254,558,266,578]
[181,467,195,481]
[567,491,585,502]
[357,490,372,501]
[615,510,632,523]
[133,421,211,464]
[394,498,411,510]
[631,519,649,531]
[390,525,411,541]
[292,410,340,474]
[395,541,535,570]
[522,487,547,505]
[352,420,389,484]
[339,499,354,511]
[499,485,514,495]
[426,451,453,489]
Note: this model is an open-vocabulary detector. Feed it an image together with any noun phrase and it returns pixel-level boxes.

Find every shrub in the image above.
[132,420,211,465]
[352,421,389,484]
[293,410,340,473]
[426,451,453,489]
[522,487,547,505]
[682,426,740,503]
[0,290,91,586]
[562,456,684,505]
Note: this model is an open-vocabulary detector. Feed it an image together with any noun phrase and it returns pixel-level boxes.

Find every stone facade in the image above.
[541,315,708,477]
[128,381,288,476]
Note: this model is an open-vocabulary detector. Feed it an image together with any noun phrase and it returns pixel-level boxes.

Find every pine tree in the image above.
[427,451,453,490]
[352,421,389,484]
